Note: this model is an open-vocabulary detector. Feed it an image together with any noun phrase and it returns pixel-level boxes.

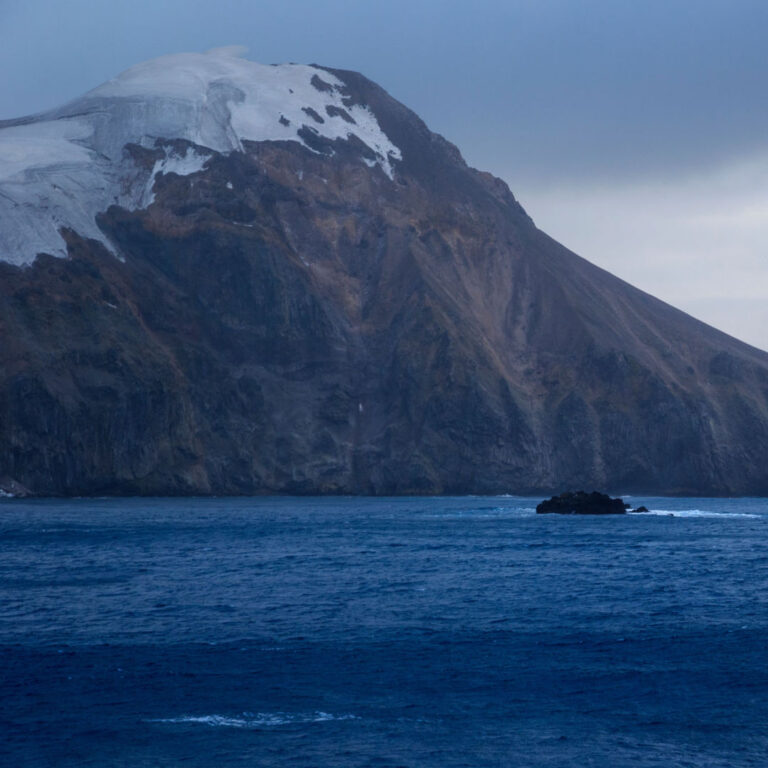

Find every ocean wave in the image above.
[148,712,359,728]
[422,506,537,519]
[637,510,761,519]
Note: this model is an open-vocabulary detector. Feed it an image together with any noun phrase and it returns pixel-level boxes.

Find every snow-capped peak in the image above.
[0,48,402,266]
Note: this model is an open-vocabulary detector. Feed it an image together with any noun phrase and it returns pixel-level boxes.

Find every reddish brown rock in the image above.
[1,66,768,496]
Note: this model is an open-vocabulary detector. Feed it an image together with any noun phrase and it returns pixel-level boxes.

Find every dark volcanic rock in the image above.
[310,73,334,93]
[325,104,356,124]
[536,491,629,515]
[2,54,768,497]
[301,106,325,124]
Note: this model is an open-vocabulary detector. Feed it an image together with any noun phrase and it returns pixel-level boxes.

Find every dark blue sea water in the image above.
[1,496,767,767]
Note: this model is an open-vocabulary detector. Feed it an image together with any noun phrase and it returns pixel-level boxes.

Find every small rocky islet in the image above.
[536,490,649,515]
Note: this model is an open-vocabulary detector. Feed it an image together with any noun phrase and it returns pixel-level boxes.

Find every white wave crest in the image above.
[149,711,359,728]
[639,510,760,519]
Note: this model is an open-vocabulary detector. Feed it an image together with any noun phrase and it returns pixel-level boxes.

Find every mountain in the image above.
[1,47,767,497]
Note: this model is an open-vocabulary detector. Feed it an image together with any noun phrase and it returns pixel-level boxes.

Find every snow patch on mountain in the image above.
[86,50,400,175]
[0,118,94,182]
[0,48,401,266]
[141,145,213,207]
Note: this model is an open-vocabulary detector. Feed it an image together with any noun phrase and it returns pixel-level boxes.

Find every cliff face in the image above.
[2,51,768,496]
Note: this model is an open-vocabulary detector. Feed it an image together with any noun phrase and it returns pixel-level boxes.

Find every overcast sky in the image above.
[1,0,766,349]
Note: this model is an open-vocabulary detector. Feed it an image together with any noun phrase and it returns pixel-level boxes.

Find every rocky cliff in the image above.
[1,48,768,496]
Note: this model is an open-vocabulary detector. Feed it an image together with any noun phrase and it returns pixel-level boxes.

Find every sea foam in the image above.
[640,510,760,519]
[149,712,359,728]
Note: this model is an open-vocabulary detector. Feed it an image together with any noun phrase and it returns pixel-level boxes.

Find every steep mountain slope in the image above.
[1,48,767,496]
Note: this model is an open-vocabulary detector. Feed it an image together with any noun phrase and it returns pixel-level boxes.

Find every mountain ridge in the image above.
[1,50,767,497]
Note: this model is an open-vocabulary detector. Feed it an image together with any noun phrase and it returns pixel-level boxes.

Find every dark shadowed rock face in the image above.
[536,491,628,515]
[2,53,768,497]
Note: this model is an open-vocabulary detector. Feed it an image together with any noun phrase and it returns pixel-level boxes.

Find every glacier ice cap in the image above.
[86,47,401,173]
[0,47,402,266]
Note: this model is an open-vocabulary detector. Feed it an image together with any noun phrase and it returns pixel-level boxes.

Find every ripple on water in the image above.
[149,712,360,728]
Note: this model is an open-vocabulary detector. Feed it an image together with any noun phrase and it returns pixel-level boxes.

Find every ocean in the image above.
[1,496,766,767]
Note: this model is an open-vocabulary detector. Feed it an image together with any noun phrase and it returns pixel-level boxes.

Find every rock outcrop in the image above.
[0,478,33,498]
[536,491,629,515]
[1,49,768,496]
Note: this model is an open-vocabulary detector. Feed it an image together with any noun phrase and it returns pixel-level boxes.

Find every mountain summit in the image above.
[1,49,767,496]
[0,49,401,264]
